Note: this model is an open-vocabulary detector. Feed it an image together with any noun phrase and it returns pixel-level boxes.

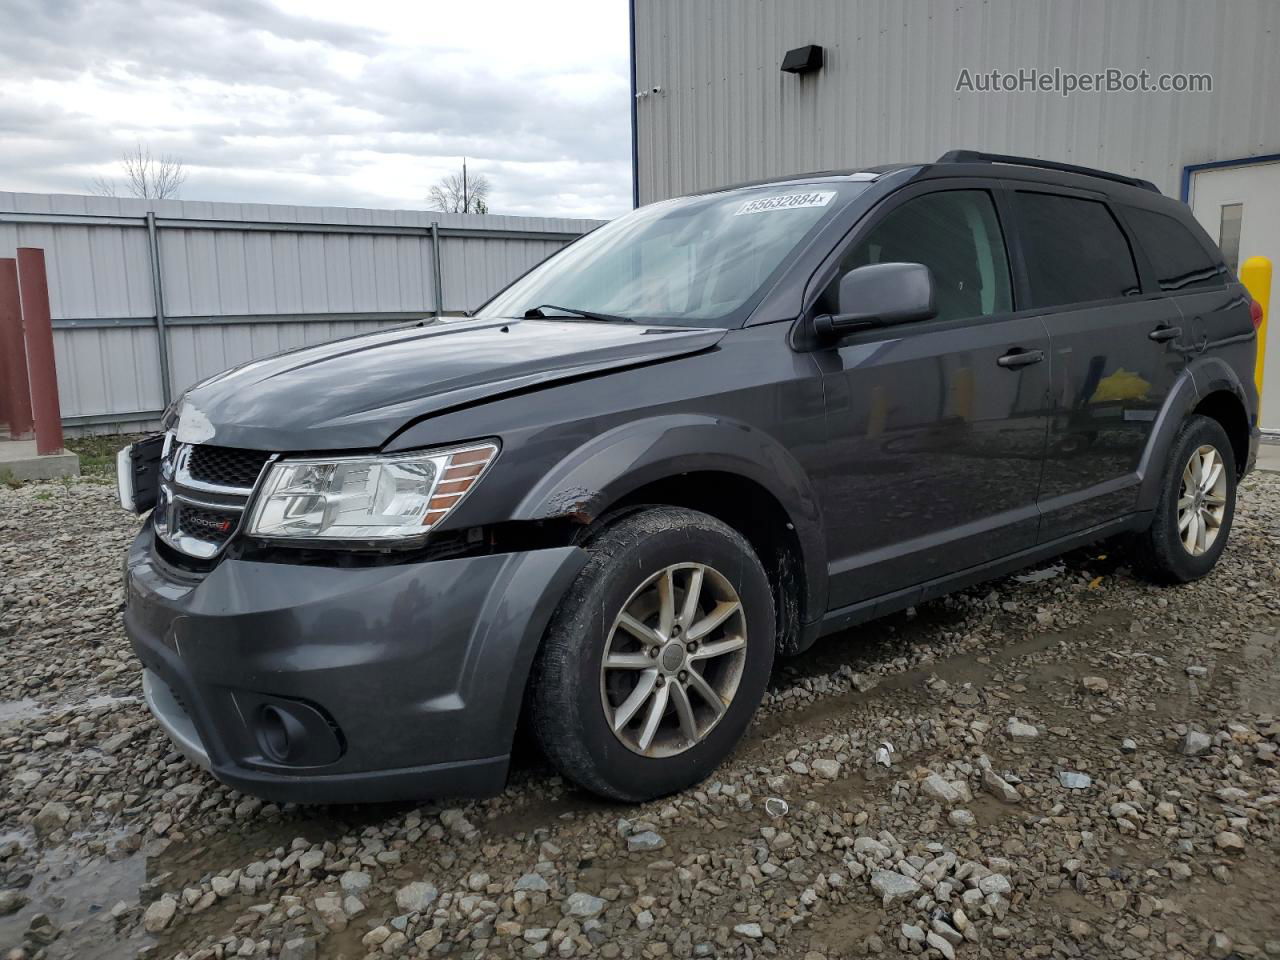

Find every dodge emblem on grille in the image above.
[188,515,232,533]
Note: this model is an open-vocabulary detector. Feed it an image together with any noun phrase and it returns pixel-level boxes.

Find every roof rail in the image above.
[936,150,1160,193]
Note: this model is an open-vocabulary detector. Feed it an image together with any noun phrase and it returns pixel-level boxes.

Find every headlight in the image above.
[245,441,498,543]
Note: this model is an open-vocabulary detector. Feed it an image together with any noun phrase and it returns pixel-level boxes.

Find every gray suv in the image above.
[118,151,1261,804]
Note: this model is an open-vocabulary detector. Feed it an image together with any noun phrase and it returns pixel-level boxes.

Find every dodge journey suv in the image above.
[119,150,1261,804]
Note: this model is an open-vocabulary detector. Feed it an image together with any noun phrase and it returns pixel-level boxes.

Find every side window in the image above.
[1013,192,1140,307]
[1123,205,1229,291]
[821,190,1012,323]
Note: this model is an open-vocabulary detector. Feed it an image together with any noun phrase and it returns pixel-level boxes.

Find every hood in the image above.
[173,317,725,451]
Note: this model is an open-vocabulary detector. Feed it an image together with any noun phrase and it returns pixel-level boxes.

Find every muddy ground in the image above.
[1,469,1279,959]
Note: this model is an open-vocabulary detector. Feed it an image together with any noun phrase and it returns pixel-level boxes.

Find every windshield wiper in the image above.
[524,303,635,324]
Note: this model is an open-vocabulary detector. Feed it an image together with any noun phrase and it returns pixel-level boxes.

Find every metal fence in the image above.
[0,192,604,433]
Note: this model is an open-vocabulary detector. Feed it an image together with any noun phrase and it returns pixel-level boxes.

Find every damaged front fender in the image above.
[510,413,828,619]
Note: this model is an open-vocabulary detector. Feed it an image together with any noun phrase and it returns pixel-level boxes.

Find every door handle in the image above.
[997,348,1045,369]
[1149,325,1182,342]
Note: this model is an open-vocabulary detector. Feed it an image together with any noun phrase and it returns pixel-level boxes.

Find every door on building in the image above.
[1189,158,1280,428]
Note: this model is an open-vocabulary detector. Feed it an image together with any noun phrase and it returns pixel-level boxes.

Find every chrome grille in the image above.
[154,436,275,559]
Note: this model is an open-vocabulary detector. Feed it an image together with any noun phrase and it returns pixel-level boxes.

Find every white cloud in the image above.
[0,0,632,219]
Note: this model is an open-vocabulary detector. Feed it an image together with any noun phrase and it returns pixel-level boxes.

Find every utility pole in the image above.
[462,158,468,213]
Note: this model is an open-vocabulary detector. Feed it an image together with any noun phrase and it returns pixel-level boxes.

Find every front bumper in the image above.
[123,525,585,804]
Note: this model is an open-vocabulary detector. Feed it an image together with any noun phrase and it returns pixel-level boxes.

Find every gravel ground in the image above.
[2,470,1279,960]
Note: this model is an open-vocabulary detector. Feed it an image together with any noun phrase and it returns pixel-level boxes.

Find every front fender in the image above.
[511,414,829,624]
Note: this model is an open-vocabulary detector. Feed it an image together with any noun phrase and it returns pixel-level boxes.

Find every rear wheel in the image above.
[529,507,775,801]
[1132,415,1237,583]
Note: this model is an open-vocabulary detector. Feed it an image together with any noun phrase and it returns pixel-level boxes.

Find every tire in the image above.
[529,506,775,802]
[1132,415,1237,584]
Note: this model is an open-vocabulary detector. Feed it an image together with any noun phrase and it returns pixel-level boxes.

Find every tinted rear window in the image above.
[1123,206,1228,291]
[1014,192,1140,308]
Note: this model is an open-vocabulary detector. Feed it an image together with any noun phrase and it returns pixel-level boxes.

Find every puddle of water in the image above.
[0,798,420,959]
[0,698,44,725]
[0,831,150,960]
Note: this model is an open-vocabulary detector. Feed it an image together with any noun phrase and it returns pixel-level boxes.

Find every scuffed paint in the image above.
[537,486,604,525]
[175,401,216,445]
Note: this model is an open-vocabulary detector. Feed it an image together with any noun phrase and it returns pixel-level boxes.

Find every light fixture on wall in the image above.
[781,45,824,75]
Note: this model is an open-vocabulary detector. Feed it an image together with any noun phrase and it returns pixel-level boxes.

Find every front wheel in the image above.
[529,507,775,802]
[1132,414,1237,584]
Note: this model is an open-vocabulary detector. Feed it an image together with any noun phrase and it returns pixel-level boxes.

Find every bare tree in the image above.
[89,174,118,197]
[90,143,187,199]
[428,160,491,214]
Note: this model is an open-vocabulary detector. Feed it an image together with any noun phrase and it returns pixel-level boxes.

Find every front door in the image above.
[814,185,1051,610]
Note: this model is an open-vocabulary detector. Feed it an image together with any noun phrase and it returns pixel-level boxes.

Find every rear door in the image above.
[1006,187,1184,540]
[813,181,1051,610]
[1118,203,1253,408]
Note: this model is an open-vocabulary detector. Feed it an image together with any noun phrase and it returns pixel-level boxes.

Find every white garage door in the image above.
[1189,159,1280,429]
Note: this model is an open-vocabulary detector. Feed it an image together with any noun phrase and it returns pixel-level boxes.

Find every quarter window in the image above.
[823,190,1012,323]
[1014,192,1140,307]
[1124,205,1229,291]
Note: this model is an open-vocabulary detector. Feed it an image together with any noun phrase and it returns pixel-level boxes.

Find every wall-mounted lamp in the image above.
[780,45,824,75]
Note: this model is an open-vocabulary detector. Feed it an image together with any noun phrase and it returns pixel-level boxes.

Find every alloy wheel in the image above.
[1177,443,1228,556]
[599,562,748,757]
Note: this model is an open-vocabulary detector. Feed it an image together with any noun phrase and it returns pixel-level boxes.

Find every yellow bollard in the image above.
[1240,256,1272,398]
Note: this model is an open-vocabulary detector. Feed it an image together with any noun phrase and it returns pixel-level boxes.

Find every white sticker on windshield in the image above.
[734,190,836,216]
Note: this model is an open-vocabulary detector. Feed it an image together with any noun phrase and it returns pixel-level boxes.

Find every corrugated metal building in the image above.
[629,0,1280,421]
[630,0,1278,204]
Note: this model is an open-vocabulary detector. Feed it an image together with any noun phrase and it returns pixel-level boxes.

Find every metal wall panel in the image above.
[52,327,165,418]
[633,0,1280,203]
[0,192,604,427]
[440,236,569,312]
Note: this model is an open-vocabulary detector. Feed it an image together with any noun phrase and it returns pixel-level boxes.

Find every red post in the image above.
[0,258,34,441]
[0,266,9,434]
[15,248,64,454]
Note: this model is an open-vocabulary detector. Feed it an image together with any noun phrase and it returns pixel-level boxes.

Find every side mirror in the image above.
[814,262,936,339]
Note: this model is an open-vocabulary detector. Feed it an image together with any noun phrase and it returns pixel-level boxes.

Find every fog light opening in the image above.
[257,704,305,763]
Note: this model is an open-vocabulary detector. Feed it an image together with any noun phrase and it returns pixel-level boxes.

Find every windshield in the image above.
[479,181,869,328]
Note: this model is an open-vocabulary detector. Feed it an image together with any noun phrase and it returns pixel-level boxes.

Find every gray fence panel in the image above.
[441,236,569,313]
[0,192,603,429]
[52,327,166,419]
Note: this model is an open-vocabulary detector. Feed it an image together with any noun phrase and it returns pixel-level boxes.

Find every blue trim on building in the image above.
[1180,153,1280,204]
